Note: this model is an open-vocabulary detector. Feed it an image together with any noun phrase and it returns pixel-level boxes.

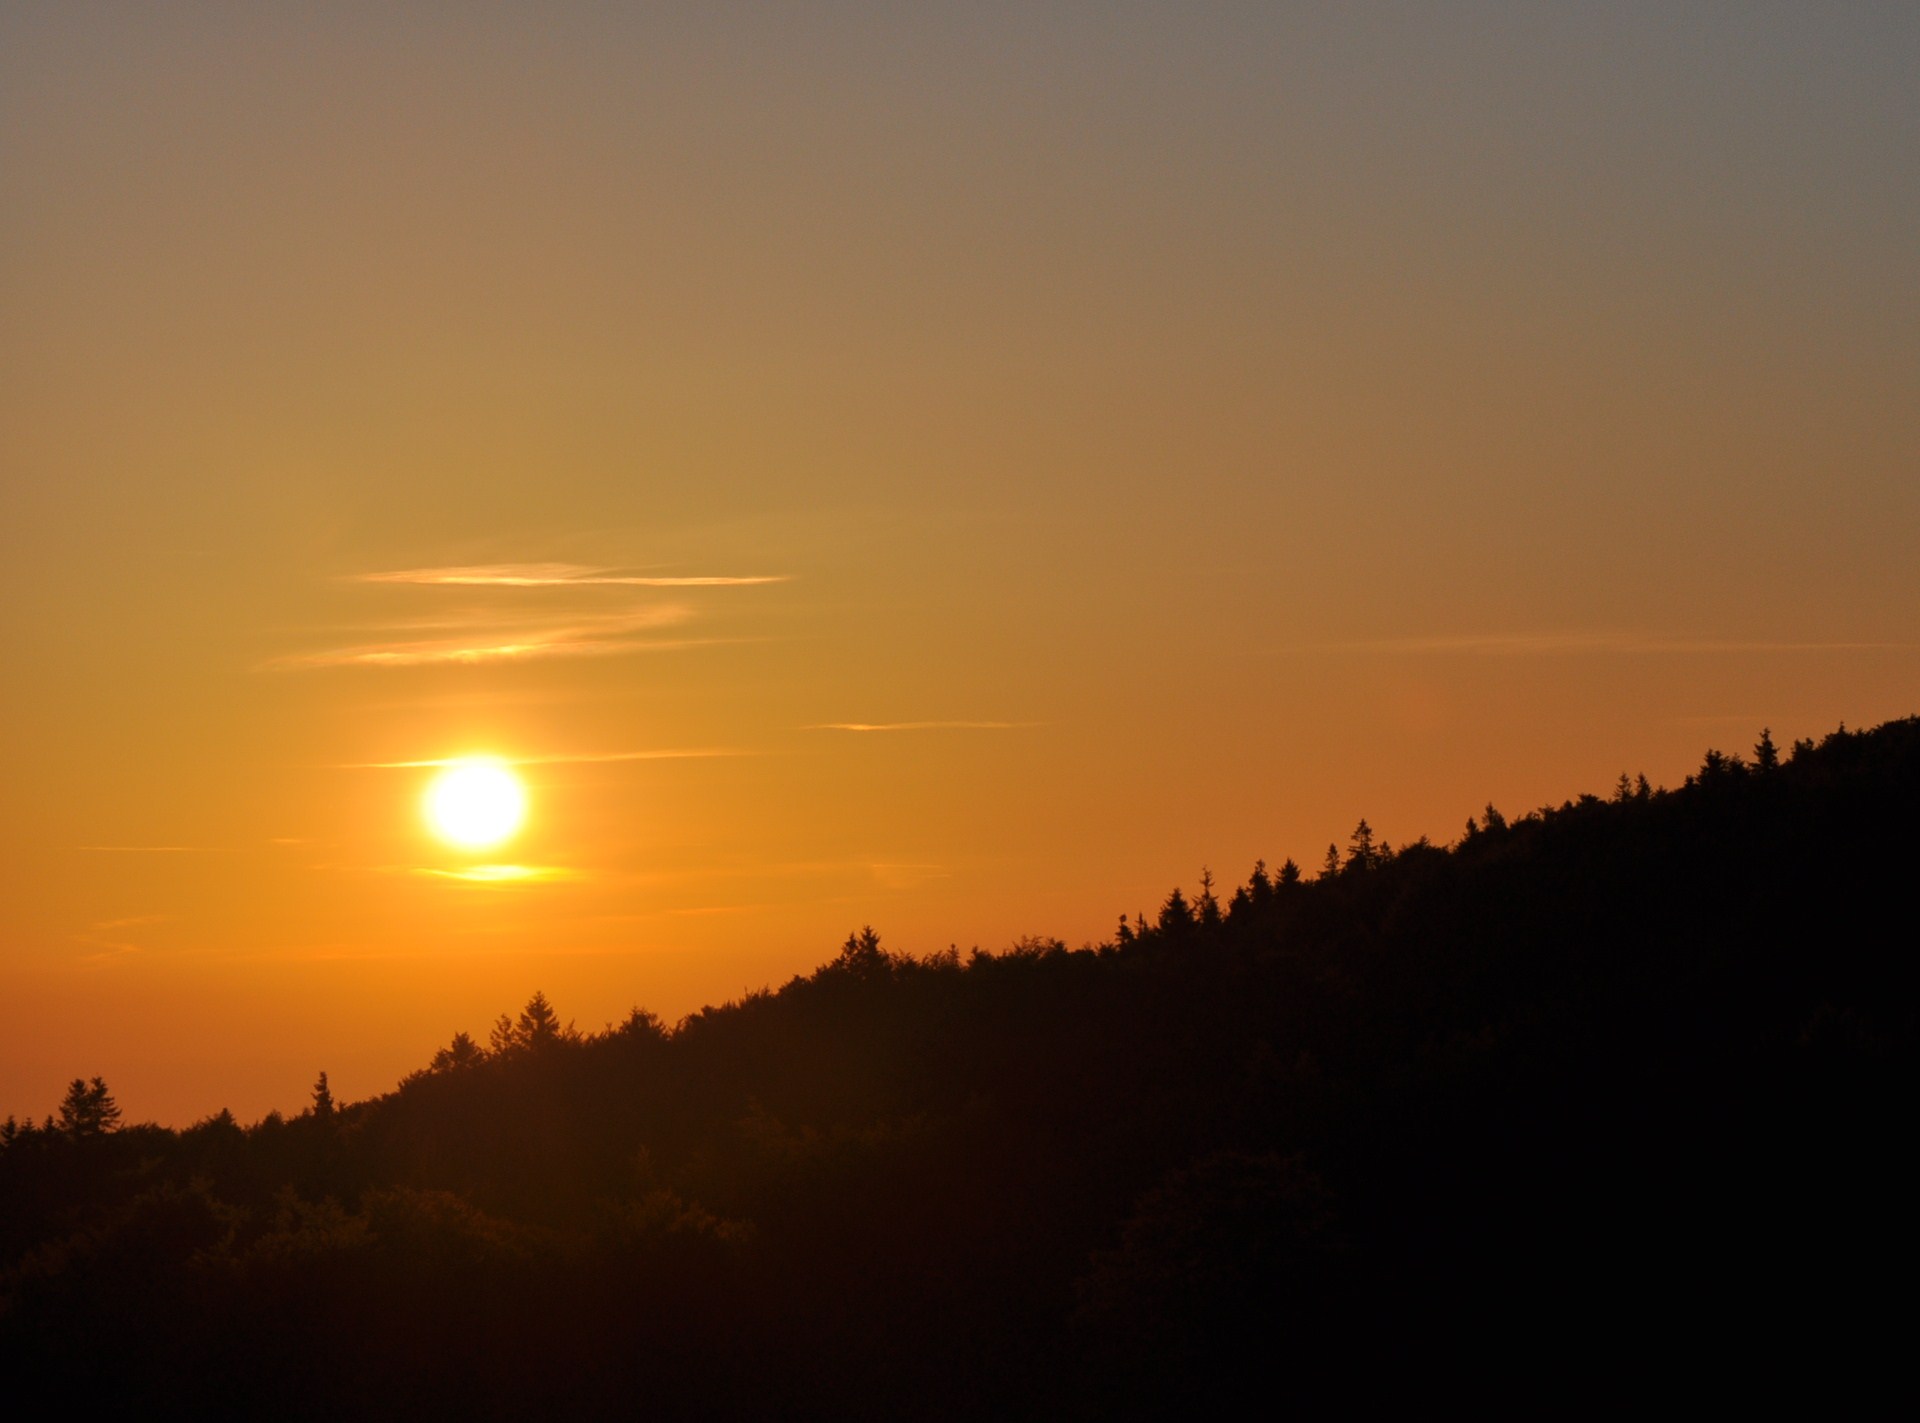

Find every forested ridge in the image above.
[4,719,1912,1415]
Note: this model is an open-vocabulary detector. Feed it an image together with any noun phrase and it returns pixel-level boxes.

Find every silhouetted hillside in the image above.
[4,720,1912,1415]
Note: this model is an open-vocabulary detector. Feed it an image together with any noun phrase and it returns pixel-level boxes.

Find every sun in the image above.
[423,759,527,850]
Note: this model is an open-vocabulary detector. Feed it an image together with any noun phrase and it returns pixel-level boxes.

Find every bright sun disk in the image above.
[424,759,527,850]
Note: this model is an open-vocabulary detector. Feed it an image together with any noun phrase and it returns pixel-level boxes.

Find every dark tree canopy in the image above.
[3,717,1912,1417]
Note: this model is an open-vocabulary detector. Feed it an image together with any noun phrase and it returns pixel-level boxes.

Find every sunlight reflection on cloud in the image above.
[413,864,582,884]
[350,748,750,768]
[263,635,732,671]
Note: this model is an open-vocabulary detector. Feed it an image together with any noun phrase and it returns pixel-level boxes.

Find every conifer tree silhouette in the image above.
[430,1032,483,1071]
[1196,870,1222,928]
[1158,887,1194,933]
[56,1077,120,1137]
[834,927,889,979]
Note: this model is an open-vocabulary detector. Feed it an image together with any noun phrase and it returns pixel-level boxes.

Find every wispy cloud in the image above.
[271,561,789,671]
[1305,632,1918,657]
[73,913,170,962]
[806,720,1036,732]
[261,603,737,670]
[318,862,585,885]
[348,749,752,768]
[414,864,582,884]
[867,861,950,890]
[266,637,731,670]
[357,563,788,588]
[78,844,233,853]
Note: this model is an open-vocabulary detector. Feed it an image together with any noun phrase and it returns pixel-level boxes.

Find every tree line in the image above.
[2,719,1909,1416]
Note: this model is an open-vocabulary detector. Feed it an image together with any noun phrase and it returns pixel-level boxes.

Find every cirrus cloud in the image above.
[1296,631,1918,657]
[261,604,723,670]
[805,720,1036,732]
[355,563,788,588]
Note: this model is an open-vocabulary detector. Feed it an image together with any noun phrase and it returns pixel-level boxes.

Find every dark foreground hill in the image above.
[3,721,1913,1415]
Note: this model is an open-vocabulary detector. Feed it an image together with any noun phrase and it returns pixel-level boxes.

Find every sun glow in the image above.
[423,759,527,850]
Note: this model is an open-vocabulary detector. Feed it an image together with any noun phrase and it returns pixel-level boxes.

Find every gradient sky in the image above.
[4,3,1916,1125]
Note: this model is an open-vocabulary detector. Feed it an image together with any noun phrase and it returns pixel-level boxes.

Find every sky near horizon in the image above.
[4,4,1916,1124]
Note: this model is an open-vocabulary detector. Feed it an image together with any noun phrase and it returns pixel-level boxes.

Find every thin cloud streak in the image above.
[73,940,143,963]
[272,566,787,669]
[78,845,234,853]
[414,864,582,884]
[262,603,713,670]
[73,913,170,963]
[357,563,788,588]
[806,721,1037,732]
[867,862,950,890]
[263,635,739,671]
[1304,632,1919,657]
[348,749,753,768]
[319,862,583,885]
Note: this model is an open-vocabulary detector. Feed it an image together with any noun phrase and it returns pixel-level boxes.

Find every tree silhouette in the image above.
[430,1031,484,1071]
[1697,747,1743,782]
[517,991,566,1045]
[1196,870,1222,928]
[1345,819,1377,871]
[1158,887,1194,933]
[486,991,577,1054]
[833,926,890,979]
[487,992,574,1054]
[56,1077,121,1137]
[311,1071,334,1119]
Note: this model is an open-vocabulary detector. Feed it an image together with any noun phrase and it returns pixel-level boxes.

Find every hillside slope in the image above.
[4,720,1913,1415]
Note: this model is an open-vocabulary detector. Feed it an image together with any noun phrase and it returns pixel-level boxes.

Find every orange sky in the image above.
[4,5,1917,1125]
